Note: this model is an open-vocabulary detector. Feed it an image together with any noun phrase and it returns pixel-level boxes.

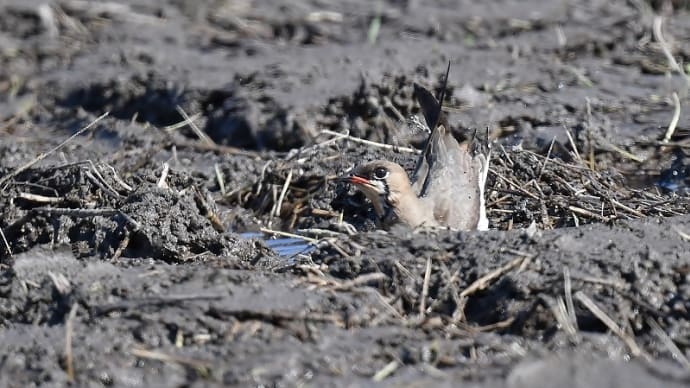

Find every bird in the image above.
[340,65,490,231]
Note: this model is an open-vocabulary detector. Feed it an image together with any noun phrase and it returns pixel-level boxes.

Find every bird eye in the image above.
[373,167,389,180]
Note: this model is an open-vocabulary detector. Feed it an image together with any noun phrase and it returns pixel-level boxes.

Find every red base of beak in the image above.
[345,175,370,186]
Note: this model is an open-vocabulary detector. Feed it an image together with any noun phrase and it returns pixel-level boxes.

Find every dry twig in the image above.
[663,92,681,144]
[372,360,399,382]
[563,266,578,331]
[175,105,215,147]
[460,253,534,298]
[647,317,690,370]
[652,16,689,85]
[0,112,109,190]
[274,169,293,218]
[419,256,432,318]
[259,227,319,244]
[0,227,11,256]
[17,192,63,204]
[320,129,420,154]
[575,291,648,360]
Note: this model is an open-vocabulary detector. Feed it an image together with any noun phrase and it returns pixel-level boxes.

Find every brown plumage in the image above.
[341,68,490,231]
[346,161,438,228]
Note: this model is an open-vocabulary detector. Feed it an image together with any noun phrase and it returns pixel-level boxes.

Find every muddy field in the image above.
[1,0,690,386]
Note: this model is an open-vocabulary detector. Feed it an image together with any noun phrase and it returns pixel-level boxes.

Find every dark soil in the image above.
[1,0,690,386]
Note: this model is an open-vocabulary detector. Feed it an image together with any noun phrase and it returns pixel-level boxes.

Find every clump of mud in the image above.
[0,163,258,263]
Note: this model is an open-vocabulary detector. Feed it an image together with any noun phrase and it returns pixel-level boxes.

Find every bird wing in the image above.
[411,72,491,230]
[418,126,484,230]
[411,82,449,197]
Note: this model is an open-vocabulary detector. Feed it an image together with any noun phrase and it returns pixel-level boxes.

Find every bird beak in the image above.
[338,173,386,192]
[338,173,389,197]
[339,174,370,186]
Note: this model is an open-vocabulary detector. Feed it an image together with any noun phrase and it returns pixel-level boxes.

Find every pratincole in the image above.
[340,65,490,231]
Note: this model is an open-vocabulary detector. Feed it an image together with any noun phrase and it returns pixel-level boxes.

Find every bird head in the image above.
[339,161,412,220]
